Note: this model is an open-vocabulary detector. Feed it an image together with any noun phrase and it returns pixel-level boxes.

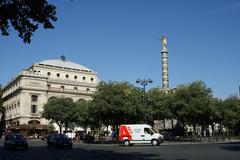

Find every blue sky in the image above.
[0,0,240,98]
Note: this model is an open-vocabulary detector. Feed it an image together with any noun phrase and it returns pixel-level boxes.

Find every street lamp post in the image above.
[136,78,153,123]
[136,78,153,103]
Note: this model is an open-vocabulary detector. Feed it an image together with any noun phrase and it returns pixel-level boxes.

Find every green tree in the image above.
[75,100,96,129]
[222,96,240,133]
[173,81,213,135]
[90,81,143,129]
[209,96,240,137]
[147,88,174,128]
[42,97,79,133]
[0,0,57,43]
[210,98,225,135]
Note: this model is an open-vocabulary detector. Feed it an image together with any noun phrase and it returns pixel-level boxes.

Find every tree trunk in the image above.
[193,123,197,142]
[98,126,101,141]
[171,119,174,129]
[65,122,68,132]
[163,119,166,131]
[116,125,119,143]
[201,125,205,137]
[107,125,109,137]
[211,124,215,137]
[58,124,62,134]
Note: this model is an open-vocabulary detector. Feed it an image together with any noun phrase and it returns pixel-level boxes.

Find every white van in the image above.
[119,124,164,146]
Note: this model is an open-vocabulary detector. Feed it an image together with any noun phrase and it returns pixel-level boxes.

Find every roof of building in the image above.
[37,59,93,72]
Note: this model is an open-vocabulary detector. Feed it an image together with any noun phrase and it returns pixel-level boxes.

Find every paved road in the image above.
[0,140,240,160]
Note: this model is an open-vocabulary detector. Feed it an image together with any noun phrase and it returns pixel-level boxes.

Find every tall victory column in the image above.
[161,35,169,90]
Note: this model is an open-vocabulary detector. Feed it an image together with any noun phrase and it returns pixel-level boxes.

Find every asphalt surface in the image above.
[0,140,240,160]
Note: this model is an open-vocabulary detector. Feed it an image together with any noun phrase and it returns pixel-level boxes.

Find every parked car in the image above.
[4,133,28,150]
[47,133,72,149]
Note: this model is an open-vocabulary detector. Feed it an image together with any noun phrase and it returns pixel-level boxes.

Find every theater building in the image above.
[2,57,98,137]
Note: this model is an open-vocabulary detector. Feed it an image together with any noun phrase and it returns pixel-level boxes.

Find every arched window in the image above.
[77,99,86,104]
[28,120,40,124]
[60,86,64,91]
[90,78,94,82]
[47,72,51,76]
[83,77,86,80]
[77,99,86,102]
[57,73,60,77]
[74,87,78,91]
[66,74,69,78]
[48,97,57,102]
[74,75,77,80]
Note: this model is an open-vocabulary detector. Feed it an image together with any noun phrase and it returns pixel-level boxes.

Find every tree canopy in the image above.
[75,99,95,129]
[38,80,240,136]
[147,88,174,121]
[221,96,240,130]
[42,97,78,133]
[0,0,57,43]
[89,81,144,128]
[172,81,213,133]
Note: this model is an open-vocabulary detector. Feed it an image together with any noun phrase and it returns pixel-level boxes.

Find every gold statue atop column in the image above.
[161,35,167,49]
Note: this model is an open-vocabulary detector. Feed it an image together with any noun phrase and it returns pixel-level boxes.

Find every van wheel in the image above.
[124,140,130,146]
[151,139,158,146]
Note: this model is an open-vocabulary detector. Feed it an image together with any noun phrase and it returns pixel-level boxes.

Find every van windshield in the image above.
[144,128,155,134]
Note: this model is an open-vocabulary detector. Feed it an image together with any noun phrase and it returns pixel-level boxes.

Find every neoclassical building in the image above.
[2,57,98,136]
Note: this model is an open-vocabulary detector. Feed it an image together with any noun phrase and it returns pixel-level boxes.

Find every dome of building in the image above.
[37,57,93,72]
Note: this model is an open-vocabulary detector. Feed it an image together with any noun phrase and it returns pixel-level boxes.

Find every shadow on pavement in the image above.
[221,142,240,151]
[221,146,240,151]
[0,145,187,160]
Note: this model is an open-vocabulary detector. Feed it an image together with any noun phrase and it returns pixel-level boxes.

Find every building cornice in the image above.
[29,63,98,75]
[3,71,47,91]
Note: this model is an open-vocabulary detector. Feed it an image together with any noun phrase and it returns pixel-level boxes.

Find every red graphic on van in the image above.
[119,125,133,141]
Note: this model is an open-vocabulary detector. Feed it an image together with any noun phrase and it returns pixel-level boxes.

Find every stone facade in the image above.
[2,58,97,136]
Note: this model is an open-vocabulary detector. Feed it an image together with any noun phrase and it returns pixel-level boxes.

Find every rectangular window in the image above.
[31,105,37,113]
[31,95,38,102]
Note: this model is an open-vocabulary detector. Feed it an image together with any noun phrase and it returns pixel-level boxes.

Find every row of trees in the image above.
[41,81,240,136]
[0,81,239,136]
